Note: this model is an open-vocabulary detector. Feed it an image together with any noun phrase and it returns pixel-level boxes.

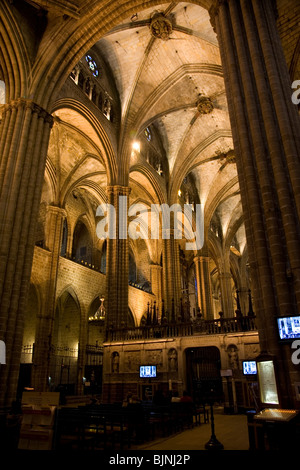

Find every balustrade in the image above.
[106,315,257,342]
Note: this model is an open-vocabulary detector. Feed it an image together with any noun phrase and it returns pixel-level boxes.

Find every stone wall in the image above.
[102,330,260,408]
[28,246,155,343]
[277,0,300,80]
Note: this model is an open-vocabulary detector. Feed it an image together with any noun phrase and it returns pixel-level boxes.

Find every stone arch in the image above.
[55,284,81,312]
[53,288,81,351]
[71,216,94,264]
[169,130,233,206]
[0,2,32,100]
[87,295,106,346]
[51,100,117,186]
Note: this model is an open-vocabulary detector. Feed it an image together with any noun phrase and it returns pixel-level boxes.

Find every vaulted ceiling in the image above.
[94,2,242,256]
[44,2,251,263]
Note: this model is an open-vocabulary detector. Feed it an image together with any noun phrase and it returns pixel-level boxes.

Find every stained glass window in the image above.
[85,55,99,77]
[144,127,151,141]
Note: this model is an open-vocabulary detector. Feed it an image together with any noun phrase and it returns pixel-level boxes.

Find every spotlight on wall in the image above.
[132,141,140,153]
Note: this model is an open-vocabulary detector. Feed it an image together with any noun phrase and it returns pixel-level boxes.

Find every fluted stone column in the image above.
[210,0,300,407]
[32,205,66,391]
[105,186,130,329]
[0,98,53,408]
[194,255,214,319]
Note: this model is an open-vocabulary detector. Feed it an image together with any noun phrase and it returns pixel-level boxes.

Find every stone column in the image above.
[162,230,181,321]
[105,186,130,329]
[0,98,53,408]
[150,264,163,316]
[77,305,88,396]
[210,0,300,406]
[237,287,249,315]
[194,255,214,319]
[32,205,66,391]
[219,272,234,318]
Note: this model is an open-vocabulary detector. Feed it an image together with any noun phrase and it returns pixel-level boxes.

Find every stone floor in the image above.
[131,407,250,451]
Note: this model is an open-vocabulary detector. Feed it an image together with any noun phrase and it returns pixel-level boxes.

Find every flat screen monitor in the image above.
[242,361,257,375]
[277,316,300,340]
[139,365,156,378]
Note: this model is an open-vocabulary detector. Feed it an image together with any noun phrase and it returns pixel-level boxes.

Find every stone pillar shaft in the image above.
[150,264,163,314]
[219,272,234,318]
[236,0,300,309]
[105,186,130,328]
[32,206,66,391]
[213,1,277,350]
[194,256,213,319]
[162,231,181,319]
[0,98,53,407]
[210,0,300,406]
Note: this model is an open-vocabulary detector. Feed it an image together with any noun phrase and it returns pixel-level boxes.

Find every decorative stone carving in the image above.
[217,148,236,164]
[103,98,111,120]
[227,344,239,370]
[111,351,119,373]
[150,13,172,41]
[168,348,178,372]
[244,343,260,359]
[196,95,214,114]
[146,350,163,368]
[124,351,140,372]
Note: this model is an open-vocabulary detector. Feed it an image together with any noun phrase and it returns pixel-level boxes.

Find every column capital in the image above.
[219,271,232,279]
[106,185,131,196]
[150,263,163,271]
[194,255,210,264]
[209,0,228,30]
[2,97,54,126]
[46,205,67,217]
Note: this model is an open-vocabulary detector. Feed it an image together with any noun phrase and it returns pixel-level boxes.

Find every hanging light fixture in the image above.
[89,295,106,322]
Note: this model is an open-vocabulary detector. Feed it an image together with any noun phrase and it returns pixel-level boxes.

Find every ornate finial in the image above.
[150,13,172,41]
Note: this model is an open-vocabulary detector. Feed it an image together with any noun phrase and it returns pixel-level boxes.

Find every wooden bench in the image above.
[54,405,131,451]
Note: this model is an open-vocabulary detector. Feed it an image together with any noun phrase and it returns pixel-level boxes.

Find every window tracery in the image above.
[69,55,115,123]
[85,54,99,77]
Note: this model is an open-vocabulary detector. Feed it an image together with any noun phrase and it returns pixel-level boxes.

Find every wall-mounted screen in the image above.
[139,365,156,378]
[243,361,257,375]
[277,316,300,340]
